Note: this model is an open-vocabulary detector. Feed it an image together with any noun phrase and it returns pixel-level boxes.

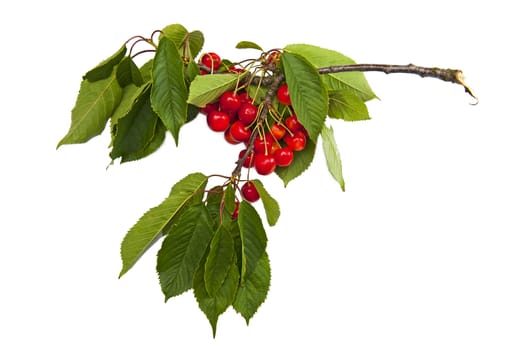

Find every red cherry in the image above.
[237,102,258,125]
[224,127,242,145]
[253,134,274,154]
[238,149,255,168]
[229,121,251,142]
[200,52,221,71]
[219,91,242,113]
[232,201,240,218]
[238,92,252,104]
[284,130,307,151]
[254,153,276,175]
[206,110,230,132]
[267,51,280,63]
[285,115,302,132]
[277,84,291,105]
[274,147,294,167]
[241,181,260,202]
[199,102,219,116]
[269,123,286,140]
[229,65,245,73]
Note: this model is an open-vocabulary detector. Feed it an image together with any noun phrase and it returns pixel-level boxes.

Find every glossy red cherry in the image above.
[219,91,242,113]
[238,92,252,104]
[199,102,219,115]
[277,84,291,105]
[200,52,221,71]
[285,115,302,132]
[224,127,242,145]
[206,110,230,132]
[237,102,258,125]
[229,121,251,142]
[254,153,276,175]
[274,147,294,167]
[284,130,307,151]
[253,134,274,154]
[241,181,260,202]
[269,123,286,140]
[238,149,254,168]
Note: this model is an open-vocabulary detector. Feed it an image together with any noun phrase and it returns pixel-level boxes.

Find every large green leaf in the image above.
[83,45,127,82]
[238,201,267,282]
[204,225,235,296]
[194,248,240,337]
[321,124,345,191]
[280,51,328,142]
[57,68,122,147]
[120,121,166,163]
[252,179,280,226]
[151,36,188,145]
[187,73,247,107]
[328,89,370,122]
[284,43,377,101]
[233,252,271,324]
[119,173,208,278]
[157,203,213,300]
[110,85,158,160]
[275,140,316,186]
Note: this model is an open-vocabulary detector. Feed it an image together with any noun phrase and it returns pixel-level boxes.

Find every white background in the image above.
[1,1,524,349]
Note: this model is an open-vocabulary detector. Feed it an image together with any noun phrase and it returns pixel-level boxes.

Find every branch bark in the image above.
[317,63,477,102]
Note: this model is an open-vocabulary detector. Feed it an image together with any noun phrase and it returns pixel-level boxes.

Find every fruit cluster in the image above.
[199,52,309,203]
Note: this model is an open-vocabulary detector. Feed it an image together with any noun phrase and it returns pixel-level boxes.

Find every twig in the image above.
[317,63,477,103]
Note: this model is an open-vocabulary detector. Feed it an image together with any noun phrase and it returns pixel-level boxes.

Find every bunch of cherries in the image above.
[199,52,309,203]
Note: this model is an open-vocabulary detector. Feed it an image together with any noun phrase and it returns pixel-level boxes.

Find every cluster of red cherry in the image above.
[199,52,309,203]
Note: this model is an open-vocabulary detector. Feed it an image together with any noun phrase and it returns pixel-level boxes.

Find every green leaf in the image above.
[151,36,188,145]
[321,124,345,191]
[280,51,328,142]
[187,73,247,107]
[328,89,370,122]
[186,30,205,60]
[119,172,208,278]
[157,203,214,300]
[238,201,267,282]
[205,186,224,226]
[120,121,166,163]
[236,41,263,51]
[204,225,235,297]
[252,180,280,226]
[160,24,189,46]
[233,252,271,324]
[194,248,240,337]
[275,140,316,186]
[57,68,122,147]
[83,45,127,82]
[284,43,377,101]
[110,82,148,134]
[110,85,159,160]
[116,56,144,87]
[139,59,154,82]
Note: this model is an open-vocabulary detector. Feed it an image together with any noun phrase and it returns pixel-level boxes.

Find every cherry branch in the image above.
[318,63,477,102]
